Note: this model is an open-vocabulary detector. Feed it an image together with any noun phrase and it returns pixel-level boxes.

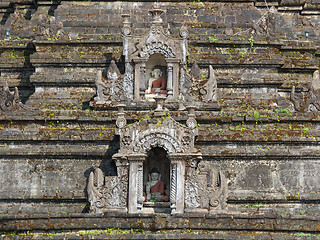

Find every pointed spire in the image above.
[312,70,320,90]
[191,61,201,79]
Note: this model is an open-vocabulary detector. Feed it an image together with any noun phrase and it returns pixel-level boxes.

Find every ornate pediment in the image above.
[128,7,180,61]
[119,116,196,155]
[138,40,176,59]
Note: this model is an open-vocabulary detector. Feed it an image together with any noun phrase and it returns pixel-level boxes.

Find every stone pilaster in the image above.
[168,153,187,214]
[127,154,147,214]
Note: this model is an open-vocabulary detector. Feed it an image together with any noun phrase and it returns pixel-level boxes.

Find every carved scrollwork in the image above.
[186,118,197,129]
[123,63,134,101]
[116,117,127,129]
[203,65,218,102]
[87,165,128,213]
[139,41,175,58]
[94,70,109,104]
[209,171,228,210]
[123,27,131,36]
[87,168,106,213]
[290,70,320,112]
[185,164,201,208]
[185,162,228,211]
[180,27,189,38]
[94,61,129,105]
[0,81,21,112]
[290,86,320,112]
[37,14,66,38]
[135,132,183,153]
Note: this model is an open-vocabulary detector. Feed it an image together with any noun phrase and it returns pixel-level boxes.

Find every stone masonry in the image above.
[0,0,320,238]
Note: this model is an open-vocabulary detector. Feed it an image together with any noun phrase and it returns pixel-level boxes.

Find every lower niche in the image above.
[143,147,171,213]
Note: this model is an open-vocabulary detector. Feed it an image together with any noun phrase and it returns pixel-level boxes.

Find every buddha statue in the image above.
[145,168,169,202]
[145,68,167,99]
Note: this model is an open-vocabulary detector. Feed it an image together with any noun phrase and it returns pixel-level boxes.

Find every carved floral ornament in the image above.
[0,81,22,112]
[87,5,227,214]
[87,111,228,214]
[290,70,320,112]
[118,117,195,155]
[139,41,175,58]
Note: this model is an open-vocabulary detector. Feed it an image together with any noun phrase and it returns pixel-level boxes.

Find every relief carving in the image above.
[94,70,108,104]
[202,66,218,102]
[180,62,218,103]
[36,14,66,38]
[185,161,228,211]
[290,70,320,112]
[87,4,229,215]
[119,117,195,155]
[94,60,123,105]
[139,41,175,58]
[87,164,128,213]
[122,63,134,101]
[0,81,21,112]
[252,6,278,37]
[185,160,201,208]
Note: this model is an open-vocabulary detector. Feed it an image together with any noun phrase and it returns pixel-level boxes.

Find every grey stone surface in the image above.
[0,0,320,236]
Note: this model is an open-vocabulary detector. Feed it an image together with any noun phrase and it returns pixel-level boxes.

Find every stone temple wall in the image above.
[0,0,320,237]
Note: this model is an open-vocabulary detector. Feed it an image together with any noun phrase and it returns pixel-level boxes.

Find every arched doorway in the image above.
[143,147,170,213]
[143,147,170,189]
[145,54,167,101]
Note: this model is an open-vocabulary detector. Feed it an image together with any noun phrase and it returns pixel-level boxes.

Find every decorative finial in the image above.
[149,6,164,24]
[5,28,10,41]
[305,30,310,41]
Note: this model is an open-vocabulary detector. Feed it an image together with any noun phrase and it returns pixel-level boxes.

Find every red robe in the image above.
[151,77,167,94]
[150,181,169,202]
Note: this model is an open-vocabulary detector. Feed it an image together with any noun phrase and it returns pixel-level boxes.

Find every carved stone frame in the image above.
[116,116,198,214]
[122,152,194,214]
[122,8,188,103]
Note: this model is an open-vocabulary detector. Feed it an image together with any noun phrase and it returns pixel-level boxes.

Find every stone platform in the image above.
[0,212,319,239]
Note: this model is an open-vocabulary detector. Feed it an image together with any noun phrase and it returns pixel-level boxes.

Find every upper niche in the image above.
[145,54,168,101]
[91,5,219,109]
[123,7,188,102]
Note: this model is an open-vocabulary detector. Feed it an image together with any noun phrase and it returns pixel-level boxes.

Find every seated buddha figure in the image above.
[145,168,169,202]
[145,68,167,100]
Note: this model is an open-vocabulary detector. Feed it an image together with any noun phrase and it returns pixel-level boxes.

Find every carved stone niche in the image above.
[87,110,228,215]
[122,6,188,102]
[91,5,220,109]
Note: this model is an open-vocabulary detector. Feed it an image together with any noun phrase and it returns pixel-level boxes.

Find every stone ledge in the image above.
[0,213,319,232]
[1,110,320,122]
[2,232,318,240]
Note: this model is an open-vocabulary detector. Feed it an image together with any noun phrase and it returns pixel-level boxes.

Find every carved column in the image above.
[173,62,180,100]
[169,153,186,214]
[122,14,131,64]
[112,154,130,209]
[139,62,146,99]
[128,154,146,214]
[167,63,173,99]
[179,26,189,96]
[134,62,141,100]
[180,27,189,67]
[122,14,134,101]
